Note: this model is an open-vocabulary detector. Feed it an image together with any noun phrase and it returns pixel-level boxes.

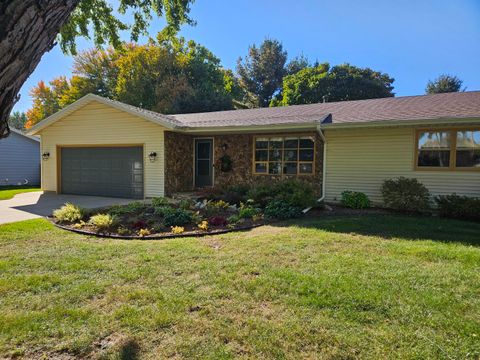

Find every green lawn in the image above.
[0,215,479,359]
[0,186,40,200]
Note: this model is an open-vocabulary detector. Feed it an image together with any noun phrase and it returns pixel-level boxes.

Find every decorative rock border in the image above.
[50,218,264,240]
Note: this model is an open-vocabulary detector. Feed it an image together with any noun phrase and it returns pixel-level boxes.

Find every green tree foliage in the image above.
[8,112,27,131]
[1,0,194,138]
[278,63,395,105]
[237,39,288,107]
[285,54,311,75]
[426,74,464,94]
[59,0,195,55]
[25,34,237,127]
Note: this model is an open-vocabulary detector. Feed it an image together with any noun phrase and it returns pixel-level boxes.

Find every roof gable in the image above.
[10,128,40,142]
[27,94,181,135]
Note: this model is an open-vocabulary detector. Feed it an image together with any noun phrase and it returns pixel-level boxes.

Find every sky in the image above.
[13,0,480,113]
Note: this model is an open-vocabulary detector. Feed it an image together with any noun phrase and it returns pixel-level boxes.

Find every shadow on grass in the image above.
[118,338,140,360]
[276,213,480,246]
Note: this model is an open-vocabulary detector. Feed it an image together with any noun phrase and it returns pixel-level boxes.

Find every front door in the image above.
[194,139,213,187]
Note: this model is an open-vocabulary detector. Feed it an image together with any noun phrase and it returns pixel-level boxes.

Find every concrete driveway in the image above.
[0,191,135,225]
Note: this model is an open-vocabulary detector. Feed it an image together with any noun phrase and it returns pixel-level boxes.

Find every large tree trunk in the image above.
[0,0,80,139]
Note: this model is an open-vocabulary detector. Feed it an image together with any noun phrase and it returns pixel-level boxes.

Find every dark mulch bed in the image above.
[51,218,265,240]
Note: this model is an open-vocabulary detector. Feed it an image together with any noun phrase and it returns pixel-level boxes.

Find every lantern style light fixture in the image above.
[148,151,157,162]
[221,143,228,152]
[42,152,50,161]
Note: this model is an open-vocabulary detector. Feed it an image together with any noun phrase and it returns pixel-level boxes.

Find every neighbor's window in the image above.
[416,129,480,170]
[254,136,315,175]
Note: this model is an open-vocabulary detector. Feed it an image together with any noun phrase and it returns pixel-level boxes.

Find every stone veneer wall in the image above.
[164,131,194,195]
[164,131,323,196]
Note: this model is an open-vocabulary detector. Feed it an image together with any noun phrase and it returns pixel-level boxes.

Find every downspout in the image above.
[317,125,326,203]
[302,124,327,214]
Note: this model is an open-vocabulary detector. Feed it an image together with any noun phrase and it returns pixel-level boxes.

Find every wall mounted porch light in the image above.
[148,151,158,162]
[42,152,50,161]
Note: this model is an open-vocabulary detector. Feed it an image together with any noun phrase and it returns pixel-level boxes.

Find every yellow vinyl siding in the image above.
[325,126,480,204]
[38,101,166,197]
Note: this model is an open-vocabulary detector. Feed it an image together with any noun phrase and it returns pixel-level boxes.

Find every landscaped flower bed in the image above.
[52,199,265,238]
[51,179,319,239]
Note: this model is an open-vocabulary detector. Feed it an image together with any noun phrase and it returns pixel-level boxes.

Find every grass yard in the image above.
[0,186,40,201]
[0,215,479,359]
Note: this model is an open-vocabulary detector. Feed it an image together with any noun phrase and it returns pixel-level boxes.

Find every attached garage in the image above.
[28,94,177,199]
[59,146,144,199]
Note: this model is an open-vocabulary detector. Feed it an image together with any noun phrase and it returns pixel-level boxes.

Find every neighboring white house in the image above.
[0,128,40,186]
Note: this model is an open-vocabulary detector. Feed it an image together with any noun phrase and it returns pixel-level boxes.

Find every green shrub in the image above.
[162,208,192,227]
[89,214,115,231]
[151,197,169,207]
[247,179,316,209]
[341,191,371,209]
[204,200,230,217]
[178,199,194,210]
[53,203,84,223]
[238,202,260,219]
[190,211,203,224]
[435,194,480,221]
[274,180,317,208]
[153,205,174,217]
[264,200,303,220]
[246,184,275,207]
[227,214,241,224]
[108,202,148,216]
[222,184,251,204]
[381,177,431,212]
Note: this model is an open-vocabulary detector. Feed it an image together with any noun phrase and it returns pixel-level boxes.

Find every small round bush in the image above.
[89,214,115,231]
[53,203,83,223]
[162,208,192,227]
[247,179,317,209]
[435,194,480,221]
[381,177,431,212]
[238,203,259,219]
[341,191,371,209]
[264,200,303,220]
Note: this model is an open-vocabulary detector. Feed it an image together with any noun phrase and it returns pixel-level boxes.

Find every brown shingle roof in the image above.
[171,91,480,128]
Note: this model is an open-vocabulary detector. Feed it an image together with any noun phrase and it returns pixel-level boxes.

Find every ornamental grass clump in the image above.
[53,203,84,223]
[171,226,185,234]
[89,214,115,232]
[198,221,209,231]
[138,228,151,237]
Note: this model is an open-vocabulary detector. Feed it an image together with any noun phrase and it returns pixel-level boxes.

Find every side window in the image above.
[456,130,480,168]
[417,131,451,168]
